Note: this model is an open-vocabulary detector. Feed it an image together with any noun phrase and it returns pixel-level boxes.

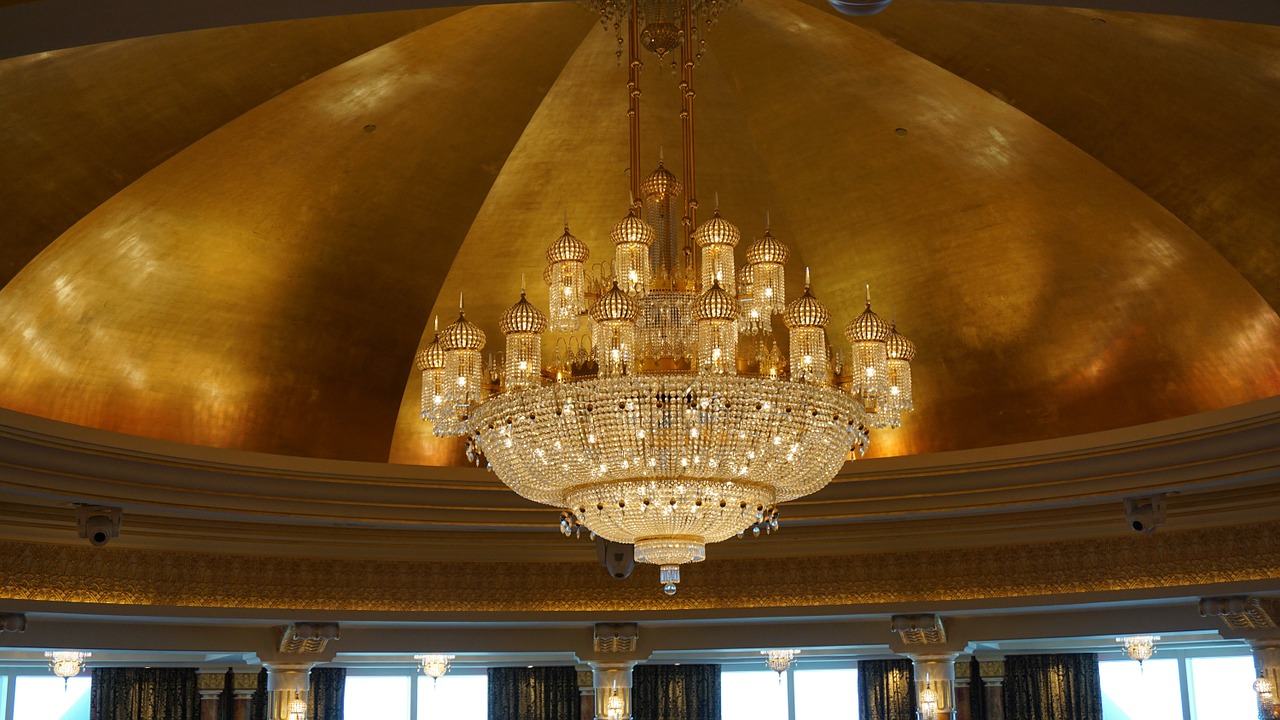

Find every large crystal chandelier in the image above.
[416,0,918,594]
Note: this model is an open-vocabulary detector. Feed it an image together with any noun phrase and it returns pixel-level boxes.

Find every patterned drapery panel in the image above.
[632,664,721,720]
[488,666,579,720]
[310,667,346,720]
[858,659,916,720]
[970,656,988,720]
[90,668,199,720]
[249,668,268,720]
[1002,654,1101,720]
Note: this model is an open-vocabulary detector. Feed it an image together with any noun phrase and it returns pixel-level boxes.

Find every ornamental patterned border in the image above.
[1,521,1277,612]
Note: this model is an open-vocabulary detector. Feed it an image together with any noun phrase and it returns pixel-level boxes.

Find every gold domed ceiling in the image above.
[0,0,1278,469]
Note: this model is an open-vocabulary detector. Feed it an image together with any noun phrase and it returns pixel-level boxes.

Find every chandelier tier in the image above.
[417,0,917,594]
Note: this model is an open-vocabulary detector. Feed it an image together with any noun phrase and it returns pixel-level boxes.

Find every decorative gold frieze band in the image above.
[0,520,1276,612]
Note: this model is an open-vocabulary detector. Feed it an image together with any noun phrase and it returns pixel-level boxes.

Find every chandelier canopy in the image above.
[416,0,917,594]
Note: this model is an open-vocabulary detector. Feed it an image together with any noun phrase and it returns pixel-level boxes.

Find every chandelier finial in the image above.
[805,266,811,290]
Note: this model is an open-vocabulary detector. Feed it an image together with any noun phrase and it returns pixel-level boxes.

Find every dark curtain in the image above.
[90,668,198,720]
[1002,654,1101,720]
[969,656,988,720]
[249,668,267,720]
[632,664,721,720]
[488,666,579,720]
[310,667,346,720]
[218,668,234,720]
[858,659,916,720]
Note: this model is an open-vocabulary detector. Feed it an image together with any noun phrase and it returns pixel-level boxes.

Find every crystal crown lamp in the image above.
[45,651,90,687]
[414,0,919,594]
[1117,635,1160,666]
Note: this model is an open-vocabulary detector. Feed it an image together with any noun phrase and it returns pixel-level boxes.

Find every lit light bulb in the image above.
[457,376,467,386]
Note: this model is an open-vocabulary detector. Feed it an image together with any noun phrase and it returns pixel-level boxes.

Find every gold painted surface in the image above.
[0,0,1277,466]
[0,4,594,460]
[0,519,1275,612]
[837,0,1280,312]
[389,0,1280,463]
[0,9,461,288]
[703,0,1280,457]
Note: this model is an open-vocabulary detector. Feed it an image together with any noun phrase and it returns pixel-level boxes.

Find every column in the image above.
[978,660,1005,720]
[1252,640,1280,719]
[196,670,225,720]
[910,653,959,720]
[232,669,260,720]
[591,662,637,720]
[265,664,313,720]
[578,669,595,720]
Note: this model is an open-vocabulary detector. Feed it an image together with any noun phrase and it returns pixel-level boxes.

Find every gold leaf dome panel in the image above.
[0,0,1277,468]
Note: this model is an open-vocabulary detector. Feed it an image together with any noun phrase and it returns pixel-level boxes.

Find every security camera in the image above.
[827,0,892,16]
[1124,494,1167,534]
[76,506,122,546]
[596,536,635,579]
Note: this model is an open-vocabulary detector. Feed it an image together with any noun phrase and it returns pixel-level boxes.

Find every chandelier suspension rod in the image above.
[627,0,642,206]
[680,0,698,274]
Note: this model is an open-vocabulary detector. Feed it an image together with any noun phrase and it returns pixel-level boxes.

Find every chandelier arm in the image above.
[680,0,697,278]
[628,0,642,206]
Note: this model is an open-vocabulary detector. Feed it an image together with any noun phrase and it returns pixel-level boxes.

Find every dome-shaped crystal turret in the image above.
[434,298,486,436]
[696,279,738,376]
[591,281,637,377]
[695,208,741,296]
[611,210,655,294]
[546,225,589,333]
[745,225,789,316]
[784,269,830,385]
[499,291,549,336]
[878,322,917,427]
[695,279,739,321]
[844,287,891,407]
[501,289,549,392]
[416,317,449,425]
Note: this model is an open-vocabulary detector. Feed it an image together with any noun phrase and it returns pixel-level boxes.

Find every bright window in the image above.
[418,674,487,720]
[1188,656,1257,720]
[14,676,91,720]
[794,668,859,720]
[722,670,787,720]
[344,676,411,720]
[1100,659,1183,720]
